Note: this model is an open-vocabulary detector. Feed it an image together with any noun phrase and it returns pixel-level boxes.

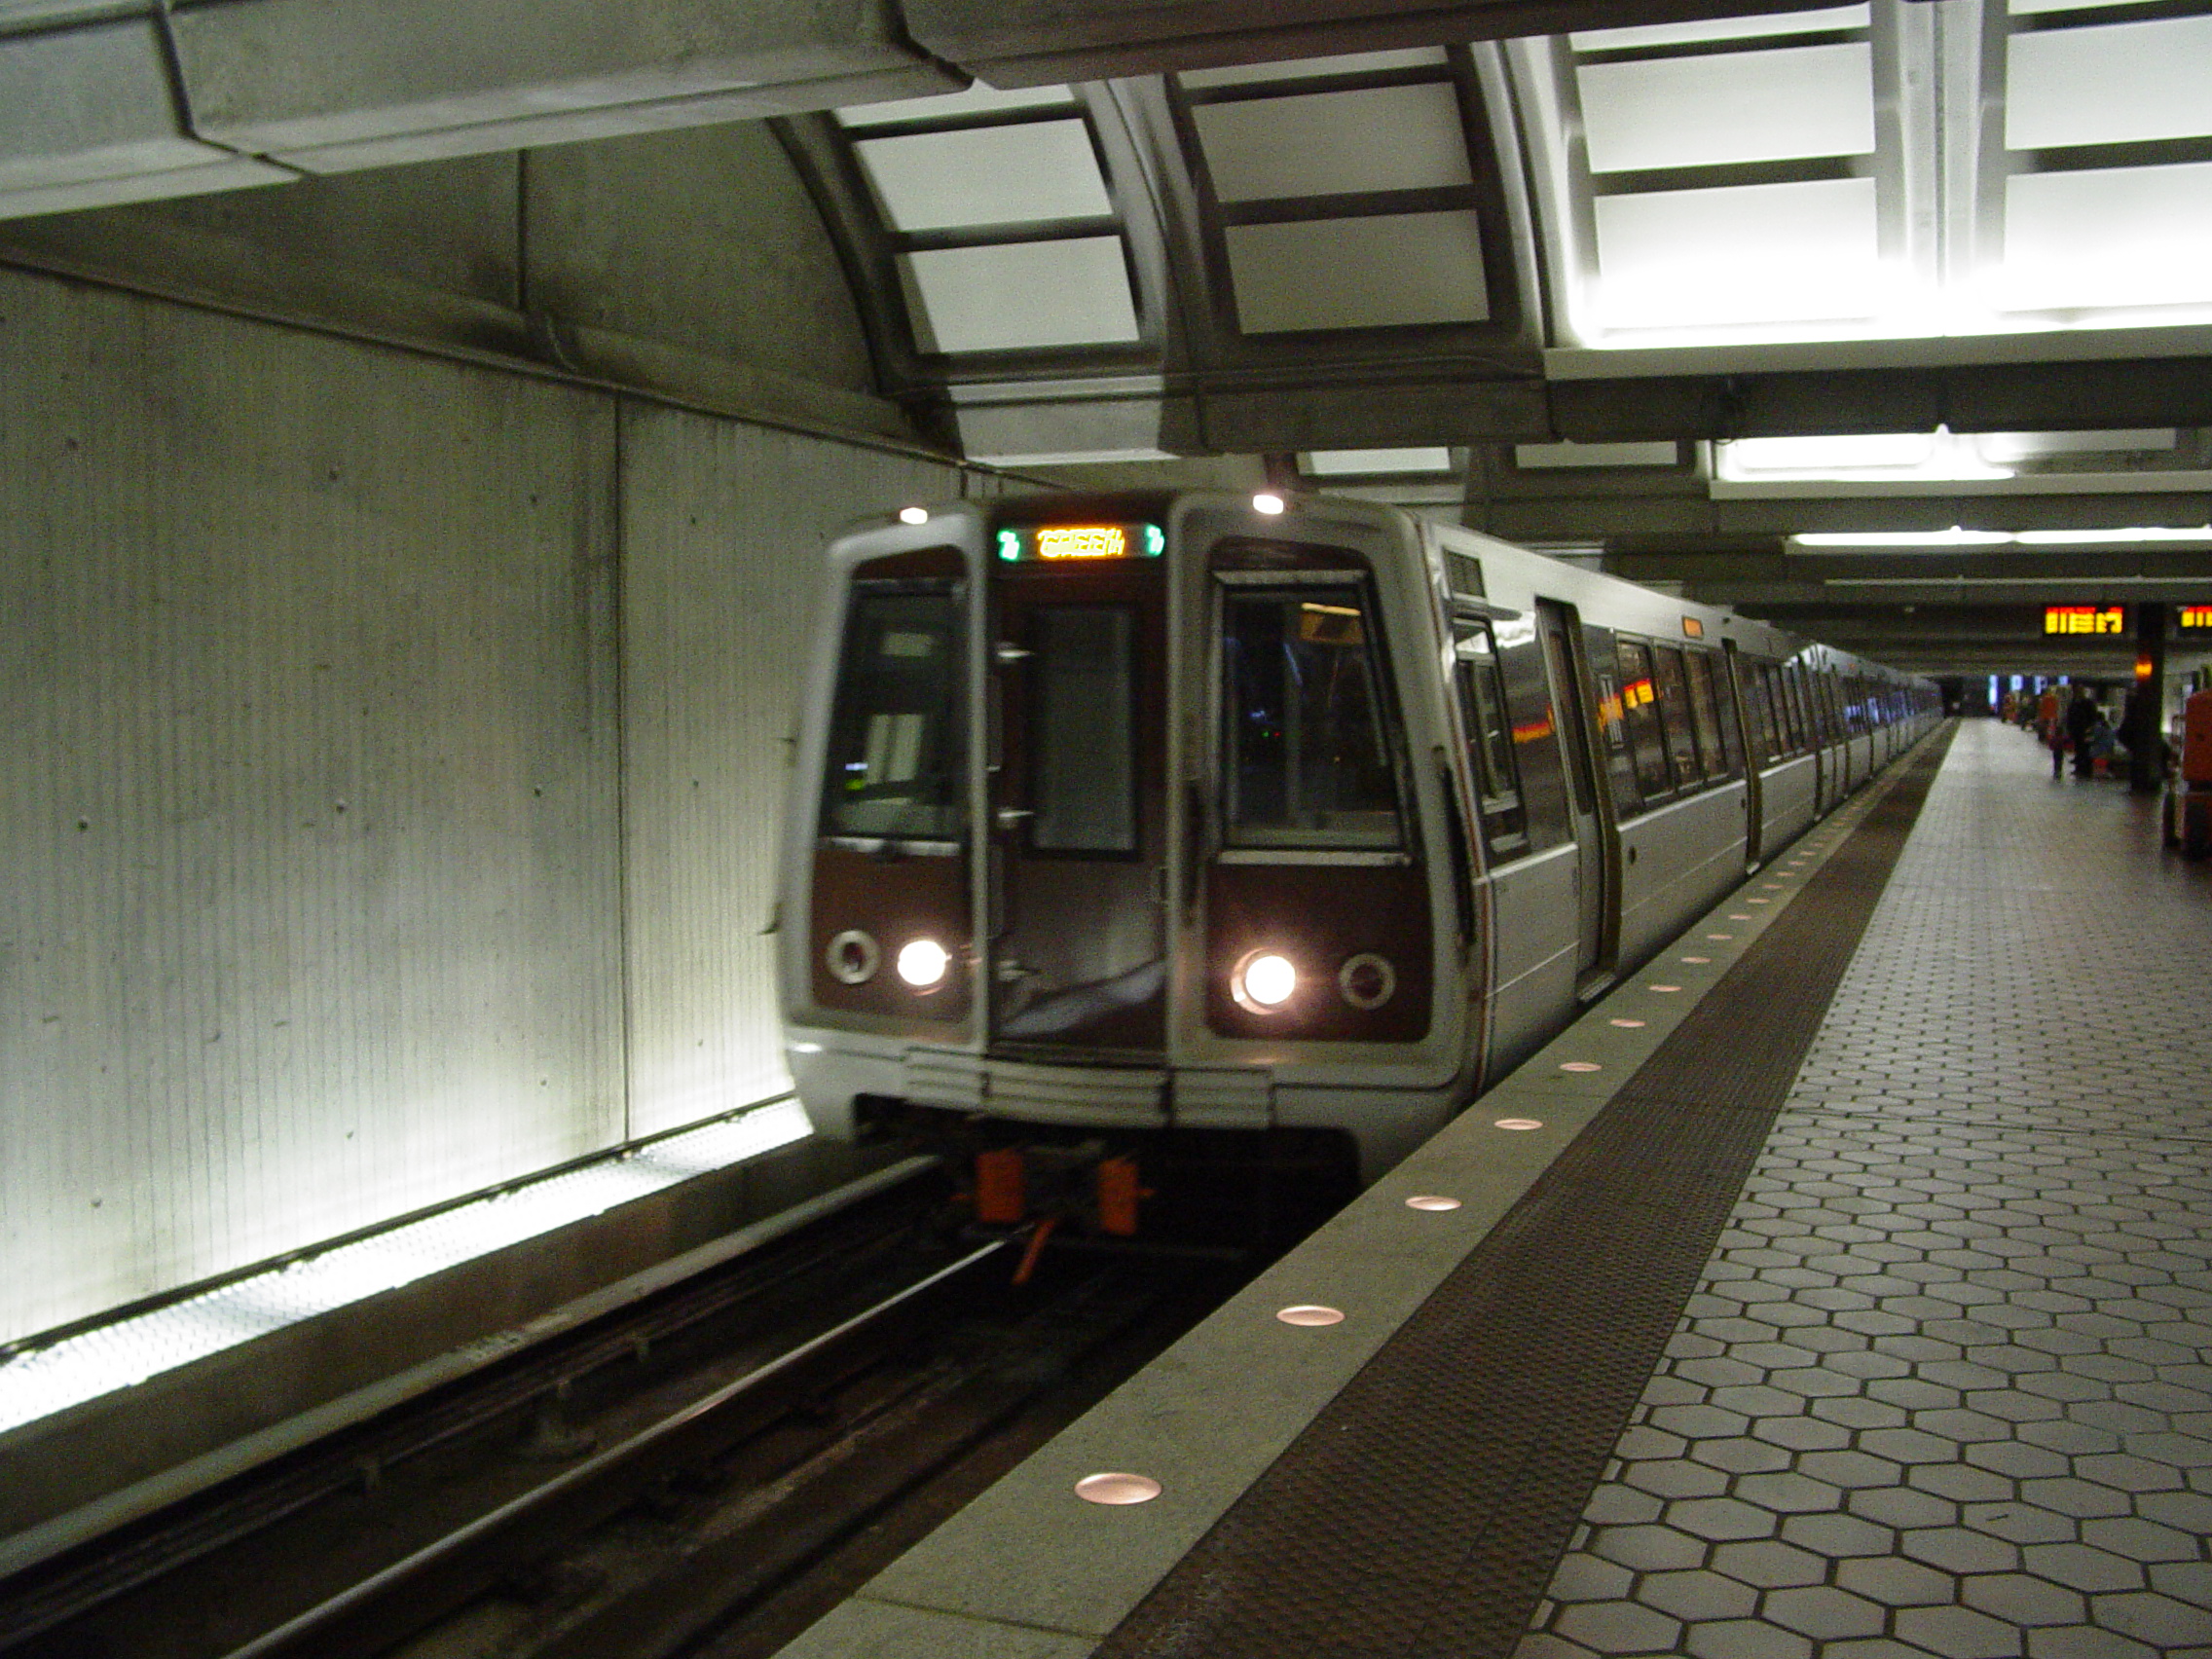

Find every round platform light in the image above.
[1233,950,1298,1013]
[897,938,950,989]
[1493,1118,1543,1131]
[1405,1194,1461,1211]
[1076,1472,1161,1505]
[826,929,879,985]
[1252,493,1286,515]
[898,505,930,525]
[1276,1304,1346,1327]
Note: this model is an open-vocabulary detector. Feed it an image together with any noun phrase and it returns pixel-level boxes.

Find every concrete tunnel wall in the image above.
[0,258,977,1348]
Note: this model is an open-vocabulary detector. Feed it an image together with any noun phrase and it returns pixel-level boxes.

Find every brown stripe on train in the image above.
[1094,726,1958,1659]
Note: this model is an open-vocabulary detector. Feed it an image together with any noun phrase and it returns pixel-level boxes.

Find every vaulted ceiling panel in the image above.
[1592,176,1881,329]
[2002,162,2212,313]
[854,119,1112,230]
[1191,82,1473,201]
[2005,15,2212,151]
[1224,210,1490,332]
[1577,42,1872,172]
[900,236,1142,351]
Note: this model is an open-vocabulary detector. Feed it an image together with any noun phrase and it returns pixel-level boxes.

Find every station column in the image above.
[2129,602,2167,794]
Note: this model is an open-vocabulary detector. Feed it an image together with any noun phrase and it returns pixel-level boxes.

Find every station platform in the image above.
[779,719,2212,1659]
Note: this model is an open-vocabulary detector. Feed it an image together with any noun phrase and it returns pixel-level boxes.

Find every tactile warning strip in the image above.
[1093,731,1958,1659]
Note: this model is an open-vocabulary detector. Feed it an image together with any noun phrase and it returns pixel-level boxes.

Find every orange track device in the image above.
[974,1148,1026,1225]
[1096,1156,1145,1237]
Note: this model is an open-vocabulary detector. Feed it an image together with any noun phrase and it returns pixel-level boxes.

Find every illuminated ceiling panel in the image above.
[1515,441,1679,468]
[1592,177,1881,329]
[1224,211,1487,332]
[1577,43,1873,173]
[1570,6,1867,52]
[902,237,1141,352]
[1181,46,1448,88]
[2007,16,2212,150]
[1304,447,1456,475]
[855,120,1111,232]
[1193,83,1472,202]
[2002,163,2212,311]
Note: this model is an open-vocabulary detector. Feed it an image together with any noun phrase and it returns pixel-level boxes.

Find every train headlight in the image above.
[897,938,951,989]
[1233,950,1298,1013]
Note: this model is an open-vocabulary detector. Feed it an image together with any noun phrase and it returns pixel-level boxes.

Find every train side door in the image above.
[986,553,1169,1053]
[1537,601,1609,980]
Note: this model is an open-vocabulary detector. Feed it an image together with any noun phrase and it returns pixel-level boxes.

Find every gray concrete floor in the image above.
[1518,719,2212,1659]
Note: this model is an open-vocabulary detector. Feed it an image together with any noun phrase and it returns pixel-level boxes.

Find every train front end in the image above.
[777,491,1475,1219]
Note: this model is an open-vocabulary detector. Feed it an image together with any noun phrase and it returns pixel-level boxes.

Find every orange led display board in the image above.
[2044,606,2125,636]
[2179,605,2212,631]
[1036,525,1127,560]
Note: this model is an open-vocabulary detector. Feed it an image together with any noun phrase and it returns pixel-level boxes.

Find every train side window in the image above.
[1684,649,1732,779]
[820,578,967,843]
[1452,621,1528,859]
[1220,586,1403,851]
[1741,660,1777,765]
[1767,665,1796,756]
[1583,624,1642,819]
[1615,639,1675,800]
[1495,617,1573,854]
[1652,645,1703,789]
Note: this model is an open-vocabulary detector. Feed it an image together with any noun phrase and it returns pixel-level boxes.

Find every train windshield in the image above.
[1220,586,1402,850]
[819,580,966,842]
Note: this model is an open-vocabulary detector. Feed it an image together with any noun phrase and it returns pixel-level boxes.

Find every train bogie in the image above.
[777,492,1937,1189]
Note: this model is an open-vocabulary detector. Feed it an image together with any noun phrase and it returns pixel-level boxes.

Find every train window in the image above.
[820,580,967,842]
[1495,616,1573,854]
[1029,607,1137,854]
[1583,625,1642,819]
[1220,586,1403,851]
[1615,639,1675,801]
[1453,622,1528,859]
[1652,645,1703,789]
[1684,649,1730,780]
[1742,660,1777,764]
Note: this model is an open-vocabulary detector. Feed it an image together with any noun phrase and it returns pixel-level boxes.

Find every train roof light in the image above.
[898,506,930,525]
[1252,493,1286,515]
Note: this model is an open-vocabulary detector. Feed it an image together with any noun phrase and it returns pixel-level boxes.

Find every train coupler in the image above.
[961,1141,1154,1245]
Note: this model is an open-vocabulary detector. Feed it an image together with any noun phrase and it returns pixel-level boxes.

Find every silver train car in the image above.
[776,491,1937,1206]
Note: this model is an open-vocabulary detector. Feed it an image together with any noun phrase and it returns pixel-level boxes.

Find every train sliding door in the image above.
[986,554,1169,1053]
[1537,602,1609,981]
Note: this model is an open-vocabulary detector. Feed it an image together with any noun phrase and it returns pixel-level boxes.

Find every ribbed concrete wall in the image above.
[618,407,961,1138]
[0,265,969,1346]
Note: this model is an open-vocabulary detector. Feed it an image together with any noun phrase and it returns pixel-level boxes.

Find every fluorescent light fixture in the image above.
[1719,427,2012,483]
[1515,441,1678,469]
[1792,527,2016,547]
[1794,524,2212,550]
[2014,525,2212,545]
[1975,430,2176,462]
[0,1101,811,1437]
[1303,447,1456,477]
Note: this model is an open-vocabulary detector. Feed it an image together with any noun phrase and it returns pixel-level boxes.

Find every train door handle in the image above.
[995,807,1033,830]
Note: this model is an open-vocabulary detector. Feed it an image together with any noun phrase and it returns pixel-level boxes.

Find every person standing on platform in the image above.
[2067,686,2099,779]
[2040,683,2064,778]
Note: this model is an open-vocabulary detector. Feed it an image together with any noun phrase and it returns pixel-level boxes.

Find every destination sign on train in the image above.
[996,523,1164,562]
[2179,605,2212,632]
[2044,606,2125,636]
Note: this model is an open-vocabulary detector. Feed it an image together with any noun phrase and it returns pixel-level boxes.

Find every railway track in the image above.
[0,1161,1247,1659]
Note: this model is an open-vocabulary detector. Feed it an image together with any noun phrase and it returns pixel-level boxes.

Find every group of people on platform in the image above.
[2000,684,2130,779]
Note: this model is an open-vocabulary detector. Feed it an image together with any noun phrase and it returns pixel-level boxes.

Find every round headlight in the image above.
[1233,950,1298,1013]
[826,930,878,985]
[897,938,950,989]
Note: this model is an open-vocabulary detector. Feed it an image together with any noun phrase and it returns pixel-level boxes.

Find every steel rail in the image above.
[218,1237,1010,1659]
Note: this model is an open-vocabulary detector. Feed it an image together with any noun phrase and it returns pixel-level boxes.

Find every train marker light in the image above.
[898,506,930,525]
[1076,1472,1161,1505]
[897,939,950,988]
[1337,953,1396,1010]
[1277,1305,1346,1326]
[1234,950,1297,1012]
[826,930,879,984]
[1253,493,1286,515]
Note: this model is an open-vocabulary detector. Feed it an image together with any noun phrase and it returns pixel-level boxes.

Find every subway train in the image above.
[776,490,1938,1219]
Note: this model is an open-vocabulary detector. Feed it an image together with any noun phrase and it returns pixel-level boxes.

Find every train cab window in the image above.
[1221,586,1403,850]
[1684,649,1731,779]
[1615,639,1675,801]
[1651,645,1703,789]
[1453,621,1527,858]
[820,579,967,842]
[1584,625,1642,819]
[1029,607,1136,854]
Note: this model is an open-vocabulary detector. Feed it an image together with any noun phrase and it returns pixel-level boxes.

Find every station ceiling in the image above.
[4,0,2209,676]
